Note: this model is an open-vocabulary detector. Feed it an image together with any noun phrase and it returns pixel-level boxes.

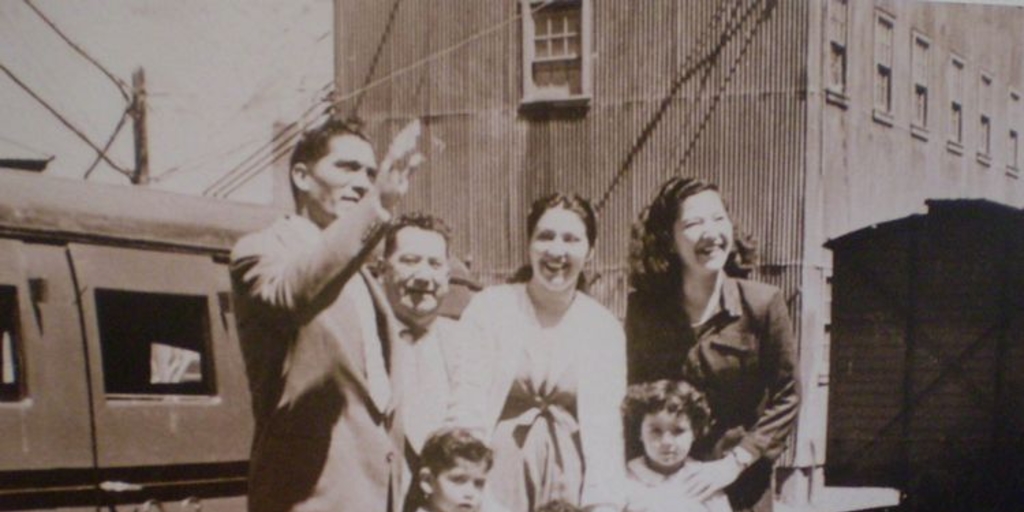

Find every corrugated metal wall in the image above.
[335,0,810,468]
[335,0,809,318]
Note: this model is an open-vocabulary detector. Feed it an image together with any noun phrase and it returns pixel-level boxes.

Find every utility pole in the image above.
[130,67,149,185]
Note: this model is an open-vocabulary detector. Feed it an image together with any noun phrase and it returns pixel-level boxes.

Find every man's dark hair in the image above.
[288,117,369,206]
[383,213,453,259]
[420,428,493,474]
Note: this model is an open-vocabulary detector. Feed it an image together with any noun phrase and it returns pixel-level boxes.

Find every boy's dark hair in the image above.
[534,500,582,512]
[383,213,453,259]
[420,427,493,474]
[622,379,712,446]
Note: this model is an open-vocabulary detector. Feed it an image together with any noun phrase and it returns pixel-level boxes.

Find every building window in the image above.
[521,0,592,105]
[826,0,849,105]
[948,55,965,152]
[1010,129,1020,174]
[911,32,930,137]
[1011,90,1021,177]
[873,11,895,123]
[95,289,214,397]
[978,73,993,164]
[0,285,24,401]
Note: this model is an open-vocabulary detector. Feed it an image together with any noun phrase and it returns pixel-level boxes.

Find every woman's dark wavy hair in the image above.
[509,192,597,292]
[621,379,713,449]
[628,177,757,295]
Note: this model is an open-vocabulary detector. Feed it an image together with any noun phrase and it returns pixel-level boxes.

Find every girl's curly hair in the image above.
[622,379,712,448]
[628,177,757,294]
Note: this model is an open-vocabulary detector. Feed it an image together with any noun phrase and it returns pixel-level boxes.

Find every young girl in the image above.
[622,380,732,512]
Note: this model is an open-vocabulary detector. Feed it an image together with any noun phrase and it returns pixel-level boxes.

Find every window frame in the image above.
[947,53,966,154]
[910,30,931,140]
[872,9,896,125]
[94,288,216,399]
[519,0,593,108]
[977,71,994,166]
[1009,89,1021,178]
[825,0,850,107]
[0,284,25,402]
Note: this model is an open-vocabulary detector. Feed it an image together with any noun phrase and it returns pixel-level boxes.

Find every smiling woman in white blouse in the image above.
[453,192,626,512]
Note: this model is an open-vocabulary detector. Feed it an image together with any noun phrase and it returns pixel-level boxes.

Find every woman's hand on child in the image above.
[676,457,744,501]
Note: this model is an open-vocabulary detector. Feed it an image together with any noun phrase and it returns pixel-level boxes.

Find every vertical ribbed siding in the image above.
[337,0,809,466]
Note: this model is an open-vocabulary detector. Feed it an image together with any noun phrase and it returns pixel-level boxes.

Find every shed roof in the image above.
[825,199,1024,250]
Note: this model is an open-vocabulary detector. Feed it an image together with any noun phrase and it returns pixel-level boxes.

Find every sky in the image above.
[0,0,333,203]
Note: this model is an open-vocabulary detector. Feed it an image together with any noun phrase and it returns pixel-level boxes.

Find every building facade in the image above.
[332,0,1024,505]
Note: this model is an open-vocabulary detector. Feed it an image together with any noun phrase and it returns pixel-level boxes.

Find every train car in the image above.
[0,169,280,512]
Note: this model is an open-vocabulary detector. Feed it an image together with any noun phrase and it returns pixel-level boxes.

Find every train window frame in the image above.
[94,288,217,399]
[0,284,25,401]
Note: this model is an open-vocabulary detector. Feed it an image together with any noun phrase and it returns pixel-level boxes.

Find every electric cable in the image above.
[83,105,132,179]
[0,62,132,177]
[22,0,131,102]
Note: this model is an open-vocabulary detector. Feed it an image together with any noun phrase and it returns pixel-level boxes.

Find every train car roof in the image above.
[0,170,284,254]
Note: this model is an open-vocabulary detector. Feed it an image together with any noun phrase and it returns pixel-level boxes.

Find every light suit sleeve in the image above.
[230,198,389,318]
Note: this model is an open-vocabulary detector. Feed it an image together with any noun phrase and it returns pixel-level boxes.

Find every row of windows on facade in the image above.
[0,285,214,401]
[826,0,1021,175]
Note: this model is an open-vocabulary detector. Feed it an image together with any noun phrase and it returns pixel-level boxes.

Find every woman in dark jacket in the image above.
[625,177,799,512]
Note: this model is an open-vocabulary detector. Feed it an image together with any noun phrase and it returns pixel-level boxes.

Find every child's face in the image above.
[640,410,694,474]
[421,458,488,512]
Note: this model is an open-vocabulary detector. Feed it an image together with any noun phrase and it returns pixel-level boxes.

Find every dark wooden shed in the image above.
[825,199,1024,511]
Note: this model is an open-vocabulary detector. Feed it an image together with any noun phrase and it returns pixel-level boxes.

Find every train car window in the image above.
[0,285,24,401]
[94,289,215,397]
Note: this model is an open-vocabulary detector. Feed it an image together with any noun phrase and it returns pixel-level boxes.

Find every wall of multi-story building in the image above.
[815,0,1024,240]
[798,0,1024,498]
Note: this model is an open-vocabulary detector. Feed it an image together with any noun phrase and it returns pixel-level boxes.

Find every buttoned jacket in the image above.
[625,277,799,509]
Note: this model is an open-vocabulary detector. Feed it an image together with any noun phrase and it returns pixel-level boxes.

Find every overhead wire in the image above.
[202,119,303,196]
[593,0,776,213]
[22,0,131,102]
[210,0,558,199]
[150,137,263,184]
[671,0,778,175]
[201,88,334,196]
[209,0,403,197]
[348,0,406,118]
[0,133,52,159]
[0,62,133,178]
[593,0,744,212]
[211,119,318,197]
[83,105,132,179]
[210,103,339,197]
